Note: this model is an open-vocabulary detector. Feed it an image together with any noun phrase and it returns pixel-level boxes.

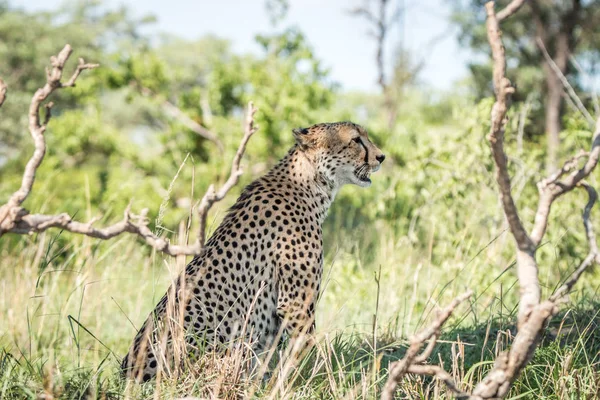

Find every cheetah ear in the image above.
[292,127,309,137]
[292,127,316,149]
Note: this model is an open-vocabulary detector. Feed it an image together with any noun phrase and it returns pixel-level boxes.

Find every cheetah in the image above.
[121,121,385,381]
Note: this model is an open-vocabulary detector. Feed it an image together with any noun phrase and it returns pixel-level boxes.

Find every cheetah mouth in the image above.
[354,164,372,184]
[357,174,371,183]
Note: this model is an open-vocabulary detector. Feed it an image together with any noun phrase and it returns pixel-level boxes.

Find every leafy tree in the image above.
[0,1,153,158]
[109,27,335,163]
[249,28,335,155]
[350,0,422,131]
[1,1,336,239]
[451,0,600,171]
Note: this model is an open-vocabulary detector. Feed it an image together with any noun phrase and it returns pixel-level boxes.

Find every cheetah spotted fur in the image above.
[121,121,385,381]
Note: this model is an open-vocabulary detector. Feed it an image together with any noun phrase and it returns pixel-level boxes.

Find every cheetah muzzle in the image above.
[121,121,385,382]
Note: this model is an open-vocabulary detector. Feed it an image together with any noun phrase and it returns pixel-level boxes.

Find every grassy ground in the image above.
[1,201,599,399]
[2,121,600,399]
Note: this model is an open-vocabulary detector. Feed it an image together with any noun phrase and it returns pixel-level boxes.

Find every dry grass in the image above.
[2,206,600,399]
[2,128,600,398]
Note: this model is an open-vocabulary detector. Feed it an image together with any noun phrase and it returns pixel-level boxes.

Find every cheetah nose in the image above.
[376,154,386,164]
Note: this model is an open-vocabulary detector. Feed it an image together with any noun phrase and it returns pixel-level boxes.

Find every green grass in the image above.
[1,291,599,399]
[1,202,599,399]
[2,119,600,399]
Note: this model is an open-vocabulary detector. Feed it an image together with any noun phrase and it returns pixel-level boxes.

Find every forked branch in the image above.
[469,5,600,397]
[0,44,98,232]
[196,102,258,247]
[0,45,258,258]
[381,291,473,400]
[496,0,526,22]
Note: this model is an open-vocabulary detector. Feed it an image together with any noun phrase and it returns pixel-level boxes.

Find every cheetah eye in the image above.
[352,137,362,144]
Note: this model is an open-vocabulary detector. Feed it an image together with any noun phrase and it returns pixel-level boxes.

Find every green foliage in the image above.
[451,0,600,139]
[0,1,152,156]
[243,28,335,155]
[1,1,600,398]
[0,7,336,239]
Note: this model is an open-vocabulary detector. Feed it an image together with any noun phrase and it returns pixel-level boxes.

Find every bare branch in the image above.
[580,183,599,258]
[196,102,258,246]
[9,209,202,256]
[550,183,599,301]
[536,38,595,127]
[0,45,259,259]
[496,0,526,22]
[485,3,532,252]
[381,290,473,400]
[139,86,224,151]
[0,44,98,234]
[530,118,600,246]
[0,78,7,108]
[485,1,543,322]
[62,58,99,88]
[412,333,437,364]
[537,150,589,188]
[391,3,600,399]
[406,364,471,399]
[469,3,599,398]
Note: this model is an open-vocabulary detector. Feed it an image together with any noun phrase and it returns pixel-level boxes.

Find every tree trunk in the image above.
[530,0,580,173]
[542,32,570,173]
[544,73,562,173]
[385,90,398,131]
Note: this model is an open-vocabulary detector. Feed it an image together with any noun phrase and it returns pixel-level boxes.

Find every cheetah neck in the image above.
[265,146,337,222]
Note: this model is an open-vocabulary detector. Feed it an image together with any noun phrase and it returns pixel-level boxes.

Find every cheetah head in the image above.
[292,122,385,188]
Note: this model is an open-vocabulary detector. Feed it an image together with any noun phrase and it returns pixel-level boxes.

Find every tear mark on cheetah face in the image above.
[293,121,385,188]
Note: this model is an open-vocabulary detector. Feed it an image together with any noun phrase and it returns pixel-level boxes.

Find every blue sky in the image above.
[12,0,473,92]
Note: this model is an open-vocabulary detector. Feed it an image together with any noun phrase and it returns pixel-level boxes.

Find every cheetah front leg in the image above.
[275,257,322,350]
[275,288,318,374]
[276,296,316,337]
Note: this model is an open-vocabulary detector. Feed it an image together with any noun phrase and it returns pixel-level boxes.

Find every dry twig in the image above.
[138,86,224,151]
[496,0,526,22]
[196,102,258,247]
[0,45,258,258]
[485,0,540,322]
[536,38,595,127]
[381,290,473,400]
[0,78,7,108]
[0,45,98,233]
